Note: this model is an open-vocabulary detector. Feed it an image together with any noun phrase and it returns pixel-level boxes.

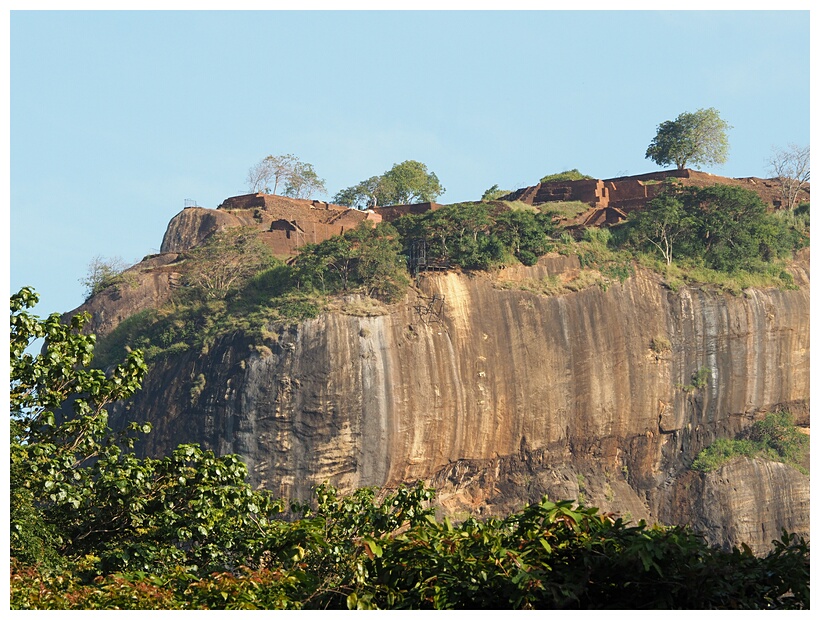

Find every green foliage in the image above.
[332,175,384,210]
[283,160,326,199]
[393,202,556,270]
[10,287,149,567]
[333,160,445,208]
[675,366,711,392]
[745,410,810,465]
[10,288,289,578]
[11,473,811,610]
[620,184,807,274]
[645,107,731,170]
[95,222,410,367]
[182,226,278,299]
[493,209,554,265]
[692,411,809,473]
[539,169,594,184]
[293,221,409,302]
[94,287,322,369]
[481,184,510,201]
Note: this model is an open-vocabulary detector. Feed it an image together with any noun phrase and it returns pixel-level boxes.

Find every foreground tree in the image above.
[645,108,731,170]
[10,287,149,567]
[334,160,445,208]
[10,288,285,576]
[767,143,810,211]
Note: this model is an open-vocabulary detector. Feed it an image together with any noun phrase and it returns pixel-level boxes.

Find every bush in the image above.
[80,256,131,300]
[539,169,594,184]
[619,184,807,273]
[692,411,808,473]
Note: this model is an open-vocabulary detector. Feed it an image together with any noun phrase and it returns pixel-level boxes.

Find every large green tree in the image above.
[333,160,445,208]
[645,108,731,170]
[283,161,327,199]
[623,184,803,271]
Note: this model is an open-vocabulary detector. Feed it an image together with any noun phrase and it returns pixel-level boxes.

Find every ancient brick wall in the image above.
[182,192,384,257]
[504,169,809,217]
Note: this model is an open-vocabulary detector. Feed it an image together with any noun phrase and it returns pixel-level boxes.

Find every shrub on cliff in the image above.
[693,410,809,473]
[539,169,594,184]
[181,226,278,300]
[79,255,132,300]
[292,221,409,302]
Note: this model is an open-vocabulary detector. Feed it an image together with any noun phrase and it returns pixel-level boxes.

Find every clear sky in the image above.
[7,7,812,320]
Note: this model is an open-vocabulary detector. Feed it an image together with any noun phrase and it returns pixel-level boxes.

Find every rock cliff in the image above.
[103,250,810,554]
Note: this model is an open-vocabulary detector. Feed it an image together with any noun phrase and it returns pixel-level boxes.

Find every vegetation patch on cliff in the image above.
[692,410,809,474]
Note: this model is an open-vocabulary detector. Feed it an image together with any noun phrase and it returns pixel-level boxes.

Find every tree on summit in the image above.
[246,154,326,199]
[767,144,810,211]
[645,108,731,171]
[333,160,445,209]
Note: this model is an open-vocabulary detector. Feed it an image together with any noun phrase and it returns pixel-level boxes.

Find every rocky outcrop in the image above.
[161,196,380,255]
[67,253,180,338]
[658,458,810,556]
[107,251,810,554]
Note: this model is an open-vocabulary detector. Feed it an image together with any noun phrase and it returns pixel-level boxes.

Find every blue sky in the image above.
[7,8,812,319]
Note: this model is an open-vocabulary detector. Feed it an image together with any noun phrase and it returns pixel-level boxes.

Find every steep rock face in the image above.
[67,253,180,338]
[658,459,810,556]
[110,254,810,552]
[160,207,256,254]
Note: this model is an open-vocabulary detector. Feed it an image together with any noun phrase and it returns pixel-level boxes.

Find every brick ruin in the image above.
[208,170,808,258]
[216,193,382,257]
[501,169,809,227]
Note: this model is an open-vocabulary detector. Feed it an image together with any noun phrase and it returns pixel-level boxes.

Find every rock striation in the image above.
[104,248,810,554]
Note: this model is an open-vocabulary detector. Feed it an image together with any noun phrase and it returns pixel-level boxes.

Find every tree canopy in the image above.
[246,154,326,199]
[645,108,731,171]
[621,184,805,271]
[333,160,444,209]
